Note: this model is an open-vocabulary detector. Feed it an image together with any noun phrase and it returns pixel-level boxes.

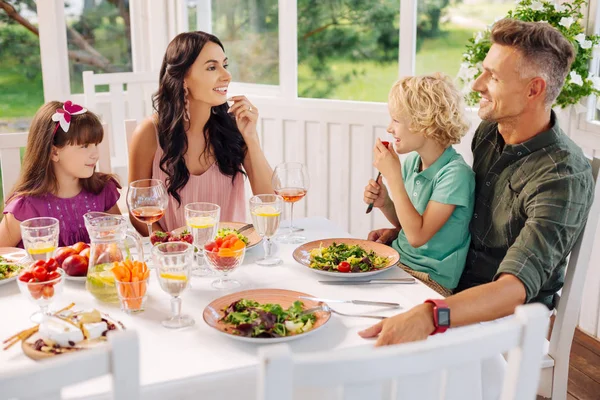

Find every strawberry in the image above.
[150,231,170,245]
[179,229,194,244]
[168,234,181,242]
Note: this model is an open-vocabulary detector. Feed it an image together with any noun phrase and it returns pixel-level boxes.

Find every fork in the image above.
[301,304,388,320]
[235,223,254,234]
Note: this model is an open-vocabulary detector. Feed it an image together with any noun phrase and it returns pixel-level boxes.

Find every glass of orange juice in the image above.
[20,217,59,261]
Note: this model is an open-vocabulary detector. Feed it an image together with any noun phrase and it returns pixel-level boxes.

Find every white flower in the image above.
[570,71,583,86]
[474,31,484,44]
[559,17,574,28]
[581,40,593,49]
[590,76,600,91]
[555,3,568,13]
[575,33,587,42]
[530,1,544,11]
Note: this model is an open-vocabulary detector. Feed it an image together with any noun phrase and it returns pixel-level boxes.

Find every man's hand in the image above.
[359,303,435,346]
[367,228,400,244]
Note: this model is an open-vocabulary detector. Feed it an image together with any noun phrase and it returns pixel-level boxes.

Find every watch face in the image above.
[438,309,450,326]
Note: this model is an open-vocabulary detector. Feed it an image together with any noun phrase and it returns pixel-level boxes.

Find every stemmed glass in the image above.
[127,179,169,237]
[249,194,284,266]
[20,217,60,261]
[185,202,220,276]
[272,162,309,244]
[153,242,195,329]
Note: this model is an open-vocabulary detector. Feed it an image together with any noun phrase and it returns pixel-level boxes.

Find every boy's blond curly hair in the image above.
[388,73,469,147]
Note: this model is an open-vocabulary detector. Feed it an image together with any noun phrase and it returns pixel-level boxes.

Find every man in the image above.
[361,18,594,346]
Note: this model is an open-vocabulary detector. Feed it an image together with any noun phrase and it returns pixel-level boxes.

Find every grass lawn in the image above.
[298,24,477,102]
[0,69,44,119]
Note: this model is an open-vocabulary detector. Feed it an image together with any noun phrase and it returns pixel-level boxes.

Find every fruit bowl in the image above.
[203,246,246,273]
[17,266,65,308]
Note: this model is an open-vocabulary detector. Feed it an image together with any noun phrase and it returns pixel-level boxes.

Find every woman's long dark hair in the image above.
[152,31,247,206]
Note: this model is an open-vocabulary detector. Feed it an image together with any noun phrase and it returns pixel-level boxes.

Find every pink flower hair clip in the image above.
[52,100,87,135]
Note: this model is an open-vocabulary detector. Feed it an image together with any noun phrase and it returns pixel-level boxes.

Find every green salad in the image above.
[221,299,316,338]
[0,256,23,280]
[309,242,390,273]
[216,228,248,245]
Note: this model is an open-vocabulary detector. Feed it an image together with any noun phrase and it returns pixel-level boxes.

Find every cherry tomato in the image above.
[45,258,59,272]
[19,271,33,282]
[381,141,390,147]
[204,242,217,252]
[215,237,224,247]
[41,285,54,299]
[33,260,46,268]
[27,279,43,299]
[32,265,47,282]
[338,261,351,273]
[46,271,61,281]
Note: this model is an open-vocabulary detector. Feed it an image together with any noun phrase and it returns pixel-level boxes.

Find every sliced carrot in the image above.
[143,270,150,280]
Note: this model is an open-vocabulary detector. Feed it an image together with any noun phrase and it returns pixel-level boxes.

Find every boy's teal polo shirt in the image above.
[392,146,475,290]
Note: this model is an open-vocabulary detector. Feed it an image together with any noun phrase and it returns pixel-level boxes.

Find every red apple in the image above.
[80,247,91,263]
[71,242,89,254]
[62,254,88,277]
[55,247,77,267]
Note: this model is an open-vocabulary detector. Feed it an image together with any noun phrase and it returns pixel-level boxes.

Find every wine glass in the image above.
[152,242,195,328]
[185,202,220,276]
[127,179,169,237]
[203,245,246,289]
[17,267,65,322]
[272,162,309,244]
[249,194,283,266]
[20,217,59,261]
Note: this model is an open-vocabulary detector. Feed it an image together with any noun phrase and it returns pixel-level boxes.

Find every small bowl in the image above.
[203,246,246,274]
[114,278,149,314]
[17,268,65,306]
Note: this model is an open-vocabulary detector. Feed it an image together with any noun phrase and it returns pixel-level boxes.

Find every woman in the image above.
[128,31,273,235]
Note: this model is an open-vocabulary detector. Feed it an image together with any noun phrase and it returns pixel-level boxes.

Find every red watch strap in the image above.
[425,299,450,335]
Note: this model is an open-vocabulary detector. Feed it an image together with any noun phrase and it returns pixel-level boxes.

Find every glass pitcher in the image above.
[84,212,144,303]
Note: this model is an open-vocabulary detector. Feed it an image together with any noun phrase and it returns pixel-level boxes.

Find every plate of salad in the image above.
[0,247,28,286]
[203,289,331,343]
[293,239,399,278]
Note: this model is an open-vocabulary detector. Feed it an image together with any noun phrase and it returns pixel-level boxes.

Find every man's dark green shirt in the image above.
[456,111,594,308]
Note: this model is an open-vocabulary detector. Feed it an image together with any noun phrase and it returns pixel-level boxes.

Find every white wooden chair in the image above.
[83,71,158,177]
[258,303,550,400]
[0,330,140,400]
[538,156,600,399]
[0,132,28,202]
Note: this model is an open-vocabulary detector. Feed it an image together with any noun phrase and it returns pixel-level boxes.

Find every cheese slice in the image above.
[82,321,108,340]
[39,317,84,347]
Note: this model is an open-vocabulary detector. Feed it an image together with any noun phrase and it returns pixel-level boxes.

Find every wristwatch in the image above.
[424,299,450,335]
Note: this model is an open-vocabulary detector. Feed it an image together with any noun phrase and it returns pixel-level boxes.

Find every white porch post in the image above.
[398,0,417,78]
[279,0,298,99]
[37,0,70,101]
[196,0,212,33]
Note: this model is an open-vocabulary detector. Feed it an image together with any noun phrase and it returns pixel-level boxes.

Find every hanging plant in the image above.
[458,0,600,109]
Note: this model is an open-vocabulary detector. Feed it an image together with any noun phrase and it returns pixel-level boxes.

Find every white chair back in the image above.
[0,132,28,202]
[83,70,158,174]
[541,156,600,399]
[0,330,140,400]
[259,304,550,400]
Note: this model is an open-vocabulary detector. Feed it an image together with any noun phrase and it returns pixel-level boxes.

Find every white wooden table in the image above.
[0,217,451,399]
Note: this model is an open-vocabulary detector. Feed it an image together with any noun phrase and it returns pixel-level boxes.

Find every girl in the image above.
[0,101,121,247]
[364,74,475,296]
[129,31,274,235]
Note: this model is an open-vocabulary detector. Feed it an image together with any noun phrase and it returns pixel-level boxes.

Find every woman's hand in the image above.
[227,95,259,141]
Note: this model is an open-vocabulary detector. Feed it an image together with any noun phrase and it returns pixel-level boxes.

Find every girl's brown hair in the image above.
[7,101,120,202]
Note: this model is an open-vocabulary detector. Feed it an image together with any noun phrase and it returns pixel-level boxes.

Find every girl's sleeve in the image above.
[3,196,39,221]
[103,179,121,211]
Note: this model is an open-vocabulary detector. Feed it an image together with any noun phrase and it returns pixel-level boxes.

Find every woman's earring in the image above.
[183,83,191,122]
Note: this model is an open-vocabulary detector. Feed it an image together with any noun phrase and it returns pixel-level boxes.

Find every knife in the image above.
[319,278,416,285]
[298,296,400,308]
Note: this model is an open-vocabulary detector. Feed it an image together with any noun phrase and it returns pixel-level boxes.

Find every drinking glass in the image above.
[272,162,309,244]
[185,202,220,276]
[249,194,283,266]
[20,217,59,261]
[203,246,246,290]
[17,268,65,322]
[127,179,169,237]
[152,242,195,328]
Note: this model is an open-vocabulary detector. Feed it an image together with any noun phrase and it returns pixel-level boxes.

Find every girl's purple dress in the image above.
[3,180,120,247]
